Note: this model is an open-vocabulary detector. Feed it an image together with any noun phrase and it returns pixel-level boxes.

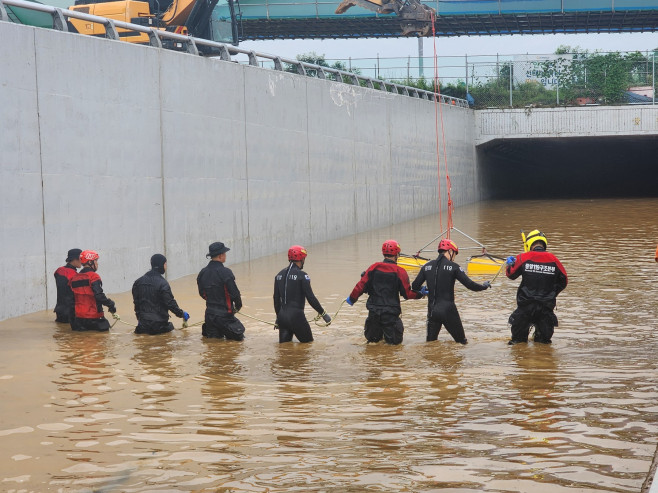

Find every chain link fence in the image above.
[311,51,657,108]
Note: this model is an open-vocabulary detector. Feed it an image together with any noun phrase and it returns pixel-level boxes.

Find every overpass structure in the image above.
[235,0,658,40]
[4,0,658,43]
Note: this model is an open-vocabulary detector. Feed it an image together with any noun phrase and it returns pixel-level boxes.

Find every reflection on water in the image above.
[0,198,657,492]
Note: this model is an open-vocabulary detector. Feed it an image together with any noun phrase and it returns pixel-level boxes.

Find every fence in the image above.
[0,0,468,107]
[317,51,657,108]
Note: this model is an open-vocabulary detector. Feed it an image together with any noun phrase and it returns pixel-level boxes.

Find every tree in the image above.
[284,52,360,82]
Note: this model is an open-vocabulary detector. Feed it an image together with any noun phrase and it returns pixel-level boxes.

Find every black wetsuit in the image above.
[197,260,245,340]
[54,263,78,323]
[506,249,568,343]
[273,263,326,343]
[349,258,421,345]
[412,254,487,344]
[132,268,184,335]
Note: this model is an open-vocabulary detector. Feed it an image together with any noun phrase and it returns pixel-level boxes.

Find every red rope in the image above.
[431,12,453,238]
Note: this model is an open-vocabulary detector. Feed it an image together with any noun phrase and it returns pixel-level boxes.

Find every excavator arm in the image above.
[335,0,434,36]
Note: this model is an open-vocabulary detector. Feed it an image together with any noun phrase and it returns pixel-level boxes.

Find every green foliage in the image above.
[388,77,467,99]
[285,52,361,83]
[539,49,652,104]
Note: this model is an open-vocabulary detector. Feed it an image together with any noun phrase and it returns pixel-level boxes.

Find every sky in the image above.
[239,32,658,61]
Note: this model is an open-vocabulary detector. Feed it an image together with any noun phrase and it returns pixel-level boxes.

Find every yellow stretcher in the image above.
[397,253,505,277]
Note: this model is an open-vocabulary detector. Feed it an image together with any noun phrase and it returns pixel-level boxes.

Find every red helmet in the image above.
[438,239,459,254]
[80,250,99,263]
[288,245,307,262]
[382,239,401,256]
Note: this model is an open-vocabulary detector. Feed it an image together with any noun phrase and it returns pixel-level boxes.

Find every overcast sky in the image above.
[240,32,658,61]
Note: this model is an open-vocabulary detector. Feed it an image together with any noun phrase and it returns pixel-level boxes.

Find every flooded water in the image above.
[1,198,657,492]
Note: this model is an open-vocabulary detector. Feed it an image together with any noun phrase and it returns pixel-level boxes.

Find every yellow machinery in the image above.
[335,0,434,36]
[67,0,229,44]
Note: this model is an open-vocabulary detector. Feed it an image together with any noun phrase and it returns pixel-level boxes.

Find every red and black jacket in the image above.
[54,264,78,313]
[69,268,115,319]
[349,258,420,315]
[506,250,568,307]
[197,260,242,315]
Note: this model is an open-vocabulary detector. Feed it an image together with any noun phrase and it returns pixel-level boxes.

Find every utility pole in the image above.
[418,37,424,79]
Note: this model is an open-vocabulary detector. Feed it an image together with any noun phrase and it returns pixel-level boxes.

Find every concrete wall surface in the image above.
[475,106,658,145]
[0,21,478,321]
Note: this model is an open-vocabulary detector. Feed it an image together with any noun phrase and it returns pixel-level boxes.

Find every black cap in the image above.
[207,242,230,258]
[150,254,167,274]
[66,248,82,262]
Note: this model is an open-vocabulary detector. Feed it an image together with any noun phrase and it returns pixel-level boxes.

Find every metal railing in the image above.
[0,0,469,108]
[328,52,657,108]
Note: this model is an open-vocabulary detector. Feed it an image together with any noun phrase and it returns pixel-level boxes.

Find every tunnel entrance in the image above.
[477,135,658,199]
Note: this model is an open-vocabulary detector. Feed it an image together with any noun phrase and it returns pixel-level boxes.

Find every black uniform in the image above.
[197,260,245,340]
[274,263,326,343]
[53,263,78,323]
[349,258,421,345]
[412,254,488,344]
[132,268,184,335]
[506,249,568,343]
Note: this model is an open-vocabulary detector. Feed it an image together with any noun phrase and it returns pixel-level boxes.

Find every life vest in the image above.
[54,265,77,283]
[70,270,104,319]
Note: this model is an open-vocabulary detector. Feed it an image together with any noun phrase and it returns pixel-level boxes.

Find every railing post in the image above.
[52,8,68,31]
[148,30,162,48]
[296,63,306,76]
[273,56,283,71]
[317,66,326,79]
[509,62,513,107]
[103,18,119,40]
[247,51,257,66]
[465,54,468,97]
[185,38,199,56]
[0,0,9,22]
[217,44,231,61]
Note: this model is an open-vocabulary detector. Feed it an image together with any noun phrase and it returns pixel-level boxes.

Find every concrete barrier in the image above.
[0,21,478,321]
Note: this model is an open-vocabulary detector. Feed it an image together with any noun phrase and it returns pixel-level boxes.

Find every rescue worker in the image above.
[132,254,189,335]
[53,248,82,324]
[505,230,568,345]
[273,245,331,343]
[346,239,422,345]
[69,250,116,332]
[411,239,491,345]
[196,242,245,341]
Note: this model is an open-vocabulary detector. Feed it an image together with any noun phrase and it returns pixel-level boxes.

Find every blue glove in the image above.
[345,296,354,306]
[506,256,516,265]
[420,286,429,296]
[183,311,190,322]
[482,281,491,289]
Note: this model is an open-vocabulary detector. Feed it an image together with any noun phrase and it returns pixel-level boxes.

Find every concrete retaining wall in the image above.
[0,21,478,321]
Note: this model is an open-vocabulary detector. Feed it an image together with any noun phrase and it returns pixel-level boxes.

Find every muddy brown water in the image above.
[1,198,657,492]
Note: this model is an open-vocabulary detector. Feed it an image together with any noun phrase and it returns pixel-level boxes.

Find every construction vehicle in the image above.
[67,0,237,45]
[335,0,434,36]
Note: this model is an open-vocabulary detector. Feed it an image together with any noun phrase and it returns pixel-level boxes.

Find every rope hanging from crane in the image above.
[430,11,454,238]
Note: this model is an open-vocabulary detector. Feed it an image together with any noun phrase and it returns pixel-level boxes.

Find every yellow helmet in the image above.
[525,230,547,251]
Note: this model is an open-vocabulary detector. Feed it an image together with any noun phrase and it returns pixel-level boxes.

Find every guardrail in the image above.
[0,0,469,108]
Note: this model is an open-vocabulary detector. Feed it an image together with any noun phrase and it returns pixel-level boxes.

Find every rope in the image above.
[111,313,194,331]
[430,12,453,238]
[490,262,506,284]
[109,300,352,333]
[431,11,443,236]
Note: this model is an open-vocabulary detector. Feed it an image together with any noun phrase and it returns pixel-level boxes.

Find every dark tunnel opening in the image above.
[477,135,658,199]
